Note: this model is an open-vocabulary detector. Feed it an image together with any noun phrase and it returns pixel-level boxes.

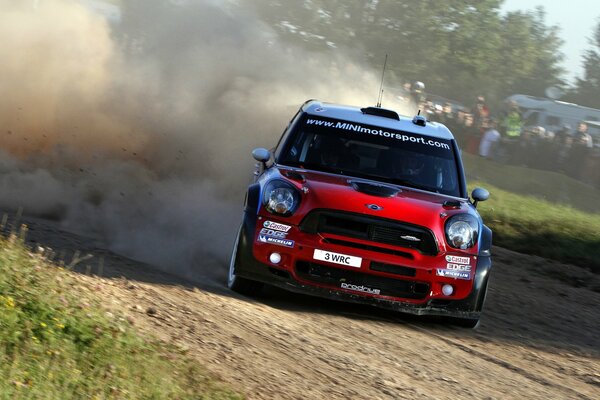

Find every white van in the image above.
[506,94,600,137]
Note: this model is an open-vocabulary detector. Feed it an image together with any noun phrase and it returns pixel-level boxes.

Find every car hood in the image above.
[271,167,475,232]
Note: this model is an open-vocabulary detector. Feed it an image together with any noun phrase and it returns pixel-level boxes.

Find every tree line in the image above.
[252,0,599,109]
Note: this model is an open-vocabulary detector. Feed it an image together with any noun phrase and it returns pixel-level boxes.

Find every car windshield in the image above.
[278,115,461,197]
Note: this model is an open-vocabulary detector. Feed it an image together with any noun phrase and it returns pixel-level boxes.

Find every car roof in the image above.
[302,100,455,141]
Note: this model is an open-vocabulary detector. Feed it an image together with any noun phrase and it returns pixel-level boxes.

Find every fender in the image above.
[479,224,493,257]
[244,183,261,213]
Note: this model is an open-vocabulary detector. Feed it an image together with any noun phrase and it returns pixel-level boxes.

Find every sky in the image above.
[502,0,599,85]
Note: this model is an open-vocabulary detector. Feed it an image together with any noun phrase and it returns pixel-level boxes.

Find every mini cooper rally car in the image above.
[228,100,492,328]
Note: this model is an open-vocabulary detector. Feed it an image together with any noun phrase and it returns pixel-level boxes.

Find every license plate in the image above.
[313,249,362,268]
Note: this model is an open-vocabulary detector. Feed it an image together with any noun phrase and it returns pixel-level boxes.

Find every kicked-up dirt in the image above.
[12,214,600,400]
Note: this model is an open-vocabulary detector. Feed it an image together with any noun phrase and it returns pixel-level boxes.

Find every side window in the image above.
[545,115,561,126]
[285,131,313,163]
[524,111,539,126]
[274,111,304,161]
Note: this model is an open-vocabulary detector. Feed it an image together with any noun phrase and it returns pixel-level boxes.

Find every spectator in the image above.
[473,96,490,131]
[464,113,481,154]
[554,125,573,171]
[502,101,522,139]
[574,122,593,149]
[410,81,426,111]
[536,128,555,170]
[501,101,523,163]
[567,122,593,179]
[479,119,500,158]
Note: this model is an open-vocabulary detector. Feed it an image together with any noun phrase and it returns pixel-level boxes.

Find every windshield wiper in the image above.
[393,179,440,193]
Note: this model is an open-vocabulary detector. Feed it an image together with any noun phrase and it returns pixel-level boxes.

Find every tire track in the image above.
[407,323,595,400]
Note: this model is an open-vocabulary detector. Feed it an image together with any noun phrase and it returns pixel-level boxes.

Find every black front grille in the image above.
[296,261,429,300]
[322,238,414,259]
[370,261,417,277]
[300,210,438,255]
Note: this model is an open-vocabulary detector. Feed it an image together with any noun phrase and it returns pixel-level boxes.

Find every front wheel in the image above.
[228,225,264,296]
[450,317,480,329]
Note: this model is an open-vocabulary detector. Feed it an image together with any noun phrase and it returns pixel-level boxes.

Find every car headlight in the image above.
[263,180,300,216]
[445,214,479,249]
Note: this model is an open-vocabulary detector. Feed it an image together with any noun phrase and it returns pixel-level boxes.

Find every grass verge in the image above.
[0,233,241,400]
[472,181,600,273]
[462,153,600,214]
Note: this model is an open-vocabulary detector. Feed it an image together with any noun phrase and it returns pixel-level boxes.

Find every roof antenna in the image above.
[376,54,388,108]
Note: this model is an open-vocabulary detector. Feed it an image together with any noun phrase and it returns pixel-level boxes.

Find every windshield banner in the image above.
[305,117,452,151]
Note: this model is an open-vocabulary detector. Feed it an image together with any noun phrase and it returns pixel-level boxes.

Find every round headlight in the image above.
[263,180,300,216]
[445,214,479,249]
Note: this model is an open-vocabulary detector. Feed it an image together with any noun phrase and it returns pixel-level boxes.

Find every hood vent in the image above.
[350,180,400,197]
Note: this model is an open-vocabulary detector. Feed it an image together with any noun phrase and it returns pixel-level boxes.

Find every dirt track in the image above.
[16,215,600,399]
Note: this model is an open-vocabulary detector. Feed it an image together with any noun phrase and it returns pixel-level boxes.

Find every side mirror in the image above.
[252,147,271,163]
[471,187,489,208]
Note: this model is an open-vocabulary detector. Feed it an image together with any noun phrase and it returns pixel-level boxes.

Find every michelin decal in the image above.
[436,269,471,280]
[258,234,294,248]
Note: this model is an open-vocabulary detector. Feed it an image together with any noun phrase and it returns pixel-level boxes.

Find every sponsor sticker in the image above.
[257,234,294,248]
[260,228,288,238]
[445,255,471,265]
[304,117,452,151]
[436,268,471,280]
[263,221,291,232]
[313,249,362,268]
[446,263,471,272]
[340,282,381,295]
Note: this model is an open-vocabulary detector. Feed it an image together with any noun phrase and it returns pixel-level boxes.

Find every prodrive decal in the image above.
[340,282,381,295]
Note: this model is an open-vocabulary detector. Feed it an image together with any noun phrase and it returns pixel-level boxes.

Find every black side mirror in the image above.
[471,187,489,208]
[252,148,271,163]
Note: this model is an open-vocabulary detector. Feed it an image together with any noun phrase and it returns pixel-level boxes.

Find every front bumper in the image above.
[234,211,491,318]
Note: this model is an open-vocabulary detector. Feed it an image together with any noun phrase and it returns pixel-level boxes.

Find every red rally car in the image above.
[228,100,492,328]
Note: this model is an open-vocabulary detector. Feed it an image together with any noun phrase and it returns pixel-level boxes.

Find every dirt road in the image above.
[17,215,600,399]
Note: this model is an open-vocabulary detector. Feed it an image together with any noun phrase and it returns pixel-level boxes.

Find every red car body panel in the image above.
[252,167,479,303]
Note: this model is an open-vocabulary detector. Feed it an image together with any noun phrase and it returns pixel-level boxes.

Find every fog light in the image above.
[442,284,454,296]
[269,252,281,264]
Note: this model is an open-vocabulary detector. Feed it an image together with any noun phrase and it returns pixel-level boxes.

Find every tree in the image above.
[497,8,565,100]
[251,1,565,109]
[569,19,600,109]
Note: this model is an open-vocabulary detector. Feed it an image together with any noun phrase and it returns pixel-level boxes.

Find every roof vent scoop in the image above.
[361,107,400,120]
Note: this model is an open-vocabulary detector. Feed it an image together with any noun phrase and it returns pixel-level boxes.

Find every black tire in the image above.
[450,317,480,329]
[227,225,264,296]
[450,272,489,329]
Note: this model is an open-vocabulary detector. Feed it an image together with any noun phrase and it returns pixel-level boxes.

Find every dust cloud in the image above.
[0,0,385,279]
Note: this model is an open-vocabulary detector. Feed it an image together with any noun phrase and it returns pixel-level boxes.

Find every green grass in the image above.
[461,153,600,272]
[472,181,600,273]
[463,153,600,214]
[0,234,242,400]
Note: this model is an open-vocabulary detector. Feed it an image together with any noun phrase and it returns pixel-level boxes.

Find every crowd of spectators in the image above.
[418,95,600,189]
